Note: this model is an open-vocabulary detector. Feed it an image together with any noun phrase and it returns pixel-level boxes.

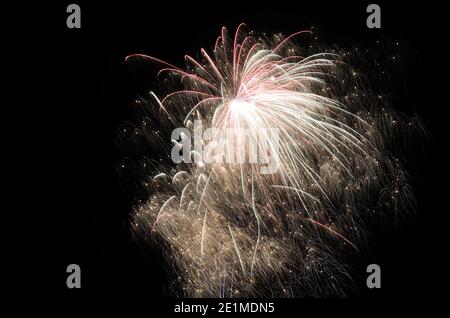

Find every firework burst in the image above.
[123,24,418,297]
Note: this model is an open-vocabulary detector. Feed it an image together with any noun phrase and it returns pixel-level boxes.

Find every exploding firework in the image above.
[122,24,419,297]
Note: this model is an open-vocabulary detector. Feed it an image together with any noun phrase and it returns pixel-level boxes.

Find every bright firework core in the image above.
[125,24,417,297]
[229,100,253,115]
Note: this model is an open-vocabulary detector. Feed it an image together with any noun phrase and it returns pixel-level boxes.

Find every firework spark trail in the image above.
[125,24,417,297]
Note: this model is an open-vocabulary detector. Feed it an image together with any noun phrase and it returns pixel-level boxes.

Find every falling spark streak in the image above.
[306,218,359,252]
[152,173,166,181]
[150,91,171,117]
[250,171,260,277]
[126,24,419,297]
[172,171,188,183]
[180,182,191,208]
[153,195,177,230]
[199,172,213,256]
[228,223,246,276]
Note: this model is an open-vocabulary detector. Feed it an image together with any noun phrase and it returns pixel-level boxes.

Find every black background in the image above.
[44,0,447,313]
